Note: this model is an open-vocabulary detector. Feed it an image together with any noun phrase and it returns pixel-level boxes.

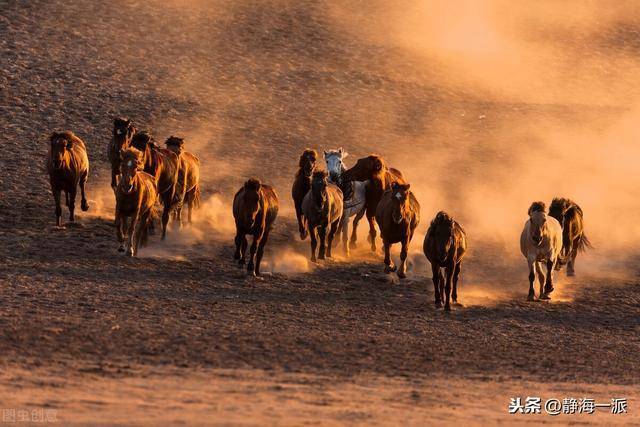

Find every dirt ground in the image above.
[1,0,639,425]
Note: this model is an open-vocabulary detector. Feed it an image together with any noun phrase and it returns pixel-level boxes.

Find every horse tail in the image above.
[192,186,201,210]
[577,233,593,252]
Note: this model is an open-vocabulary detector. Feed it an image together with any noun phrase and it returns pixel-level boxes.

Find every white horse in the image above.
[520,201,563,301]
[324,148,368,257]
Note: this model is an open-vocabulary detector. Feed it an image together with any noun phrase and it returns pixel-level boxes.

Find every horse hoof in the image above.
[527,294,535,302]
[397,271,406,279]
[435,302,443,309]
[127,250,135,257]
[452,302,464,307]
[567,271,575,277]
[444,305,451,312]
[81,202,89,212]
[540,294,551,300]
[299,230,308,240]
[318,255,325,260]
[118,246,125,252]
[233,253,240,260]
[545,286,555,294]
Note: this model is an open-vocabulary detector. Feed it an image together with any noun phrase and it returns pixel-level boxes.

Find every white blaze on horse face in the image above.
[395,192,402,200]
[127,160,134,167]
[116,129,122,135]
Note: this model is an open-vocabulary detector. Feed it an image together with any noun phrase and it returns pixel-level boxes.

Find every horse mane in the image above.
[551,197,582,217]
[113,117,131,127]
[312,170,328,181]
[165,136,184,147]
[131,131,154,151]
[431,211,454,227]
[244,177,262,192]
[528,201,546,215]
[121,148,144,168]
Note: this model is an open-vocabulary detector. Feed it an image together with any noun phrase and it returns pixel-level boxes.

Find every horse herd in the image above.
[46,119,591,310]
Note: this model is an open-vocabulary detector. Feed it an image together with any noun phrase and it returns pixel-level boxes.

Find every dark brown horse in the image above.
[47,131,90,227]
[375,182,419,279]
[107,117,136,193]
[301,171,343,262]
[115,149,157,257]
[291,149,318,240]
[233,178,279,276]
[343,155,405,252]
[131,132,179,240]
[549,198,592,276]
[165,136,201,227]
[423,211,467,310]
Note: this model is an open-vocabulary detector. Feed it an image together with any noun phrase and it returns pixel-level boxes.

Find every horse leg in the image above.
[452,262,462,305]
[247,233,261,276]
[115,212,126,252]
[439,269,445,304]
[350,208,365,249]
[432,263,442,308]
[527,259,535,301]
[383,241,396,273]
[53,187,63,227]
[296,205,307,240]
[309,227,318,262]
[239,234,248,265]
[342,215,350,257]
[367,214,377,252]
[133,211,150,256]
[187,194,194,224]
[80,171,89,211]
[126,212,139,257]
[254,229,270,276]
[327,219,340,258]
[544,259,555,296]
[536,262,548,300]
[567,243,578,276]
[234,229,242,261]
[318,224,327,260]
[397,238,408,279]
[444,265,454,311]
[68,187,77,222]
[161,197,170,240]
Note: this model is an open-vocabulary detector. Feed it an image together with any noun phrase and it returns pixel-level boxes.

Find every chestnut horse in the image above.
[342,155,405,252]
[47,131,90,227]
[423,211,467,310]
[520,201,563,301]
[375,182,419,279]
[115,149,157,257]
[301,171,343,262]
[107,117,136,193]
[165,136,201,227]
[131,132,179,240]
[233,178,279,276]
[291,149,318,240]
[549,197,592,276]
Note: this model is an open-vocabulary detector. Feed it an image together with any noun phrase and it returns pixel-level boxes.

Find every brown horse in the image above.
[549,198,592,276]
[343,155,405,252]
[165,136,201,227]
[131,132,179,240]
[233,178,279,276]
[291,149,318,240]
[107,117,136,193]
[423,212,467,310]
[47,131,90,227]
[115,149,157,257]
[375,182,419,279]
[301,171,343,262]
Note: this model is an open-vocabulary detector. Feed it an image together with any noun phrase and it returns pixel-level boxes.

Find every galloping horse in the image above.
[520,201,563,301]
[342,155,405,252]
[324,148,367,257]
[375,182,420,279]
[47,131,90,227]
[291,149,318,240]
[423,212,467,310]
[233,178,279,276]
[301,171,343,262]
[549,197,591,276]
[165,136,201,227]
[107,118,136,193]
[115,149,157,257]
[131,132,179,240]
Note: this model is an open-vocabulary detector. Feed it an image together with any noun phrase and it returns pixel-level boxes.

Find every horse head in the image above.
[431,211,455,263]
[241,178,262,228]
[298,149,318,178]
[390,182,411,225]
[165,136,185,155]
[112,118,135,152]
[49,131,74,170]
[528,201,548,245]
[343,155,385,182]
[131,131,155,169]
[324,147,348,181]
[119,148,144,194]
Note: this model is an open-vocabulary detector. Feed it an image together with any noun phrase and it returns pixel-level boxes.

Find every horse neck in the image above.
[312,185,326,208]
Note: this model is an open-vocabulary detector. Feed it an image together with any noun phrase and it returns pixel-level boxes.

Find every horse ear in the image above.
[343,151,349,159]
[403,183,411,191]
[323,150,328,159]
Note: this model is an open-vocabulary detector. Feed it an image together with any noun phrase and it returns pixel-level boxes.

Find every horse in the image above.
[107,117,136,193]
[549,197,592,276]
[342,155,405,252]
[291,149,318,240]
[324,148,367,257]
[131,131,179,240]
[375,182,420,279]
[46,131,90,227]
[233,178,279,276]
[301,171,343,262]
[115,149,157,257]
[165,136,201,227]
[520,201,563,301]
[423,211,467,310]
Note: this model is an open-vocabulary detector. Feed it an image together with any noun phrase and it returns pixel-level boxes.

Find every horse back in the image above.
[326,182,344,222]
[260,184,279,225]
